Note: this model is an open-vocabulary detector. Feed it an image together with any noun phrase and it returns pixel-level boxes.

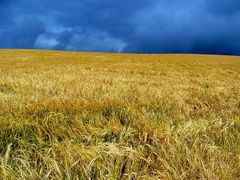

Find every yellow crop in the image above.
[0,49,240,179]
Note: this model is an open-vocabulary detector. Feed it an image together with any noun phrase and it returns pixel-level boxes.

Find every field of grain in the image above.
[0,49,240,179]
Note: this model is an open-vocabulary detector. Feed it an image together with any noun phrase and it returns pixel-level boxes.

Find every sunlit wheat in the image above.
[0,49,240,179]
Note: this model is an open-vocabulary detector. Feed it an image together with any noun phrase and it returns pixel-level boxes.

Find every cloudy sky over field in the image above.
[0,0,240,55]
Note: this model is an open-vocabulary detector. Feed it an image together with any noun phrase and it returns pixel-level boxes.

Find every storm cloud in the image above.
[0,0,240,55]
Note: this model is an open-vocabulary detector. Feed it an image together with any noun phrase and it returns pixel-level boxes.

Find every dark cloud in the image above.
[0,0,12,26]
[191,41,240,55]
[54,0,156,40]
[0,18,45,48]
[53,30,73,50]
[0,0,7,4]
[0,0,240,55]
[207,0,240,16]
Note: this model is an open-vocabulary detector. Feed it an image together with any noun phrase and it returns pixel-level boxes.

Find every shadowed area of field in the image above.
[0,49,240,179]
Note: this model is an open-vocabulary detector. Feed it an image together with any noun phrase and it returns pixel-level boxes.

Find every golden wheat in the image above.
[0,49,240,179]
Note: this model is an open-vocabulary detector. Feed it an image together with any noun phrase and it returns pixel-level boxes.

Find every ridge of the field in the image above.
[0,49,240,179]
[1,48,240,57]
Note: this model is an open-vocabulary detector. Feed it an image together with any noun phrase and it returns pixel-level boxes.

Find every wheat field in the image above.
[0,49,240,179]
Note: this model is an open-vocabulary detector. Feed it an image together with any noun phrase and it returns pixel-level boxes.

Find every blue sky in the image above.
[0,0,240,55]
